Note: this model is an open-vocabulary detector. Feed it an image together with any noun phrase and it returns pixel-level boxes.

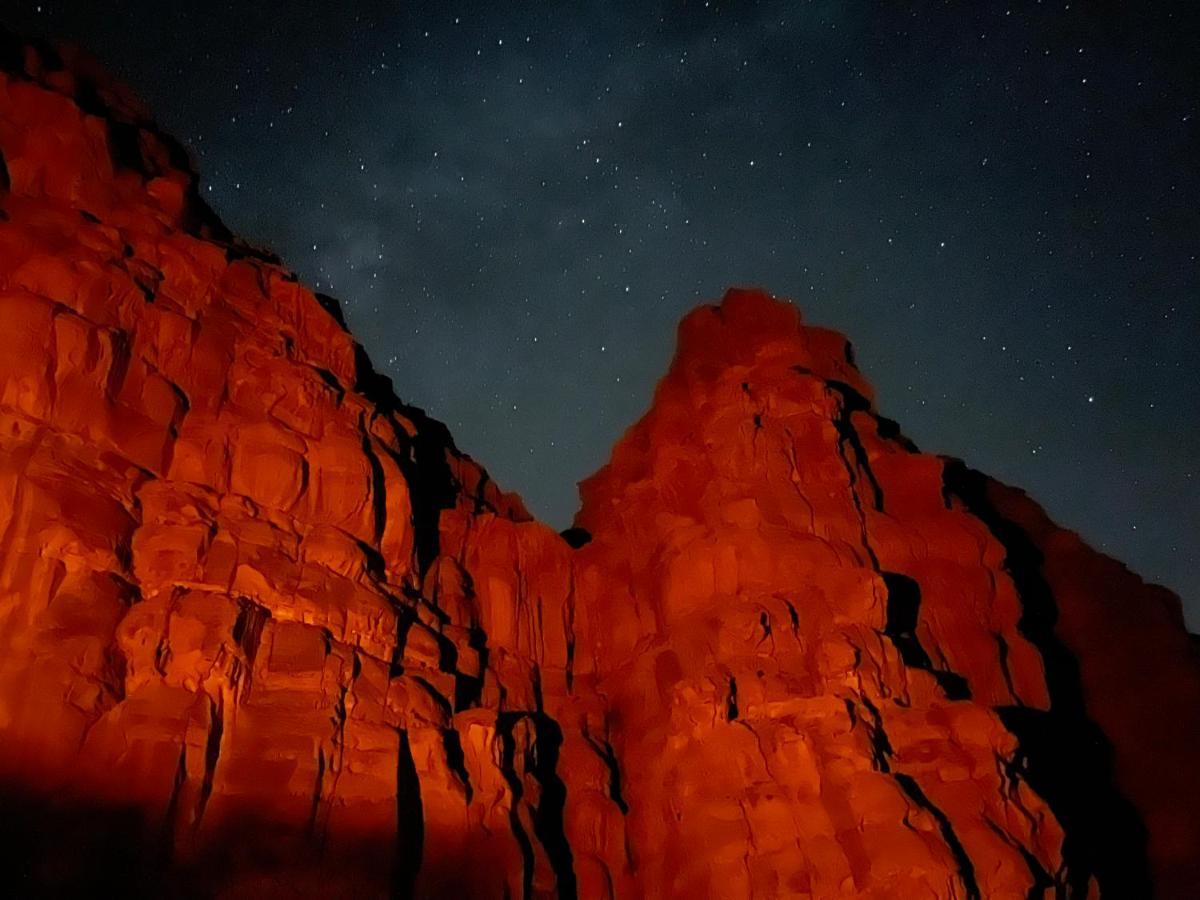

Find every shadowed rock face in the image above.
[2,32,1200,900]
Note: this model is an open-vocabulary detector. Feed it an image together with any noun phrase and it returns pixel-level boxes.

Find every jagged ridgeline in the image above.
[3,29,1200,900]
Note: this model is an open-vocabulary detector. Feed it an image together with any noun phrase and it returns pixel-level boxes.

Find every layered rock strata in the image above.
[2,32,1199,899]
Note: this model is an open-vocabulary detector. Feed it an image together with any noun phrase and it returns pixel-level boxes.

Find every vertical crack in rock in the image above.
[857,695,894,774]
[442,728,474,805]
[944,461,1152,897]
[829,382,971,702]
[993,631,1020,704]
[496,715,538,900]
[498,713,578,900]
[526,716,578,900]
[403,417,460,578]
[321,680,351,843]
[828,386,883,571]
[882,572,972,701]
[984,818,1058,900]
[392,611,415,679]
[857,694,980,898]
[231,600,269,701]
[893,773,982,900]
[307,747,326,842]
[780,427,819,529]
[351,344,458,577]
[825,380,884,512]
[564,576,577,694]
[362,434,390,547]
[843,698,859,730]
[756,610,772,647]
[453,621,488,712]
[194,694,224,831]
[161,745,188,863]
[783,598,801,635]
[394,729,424,899]
[583,730,629,815]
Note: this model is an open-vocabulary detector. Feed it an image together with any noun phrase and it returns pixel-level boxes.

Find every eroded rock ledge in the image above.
[2,31,1199,899]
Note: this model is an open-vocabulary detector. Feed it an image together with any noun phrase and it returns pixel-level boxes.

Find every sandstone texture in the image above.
[2,32,1199,899]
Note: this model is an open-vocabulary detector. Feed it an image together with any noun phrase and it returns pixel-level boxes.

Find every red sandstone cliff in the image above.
[1,32,1199,899]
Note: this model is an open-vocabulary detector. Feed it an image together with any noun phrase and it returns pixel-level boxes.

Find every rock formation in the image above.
[2,31,1199,899]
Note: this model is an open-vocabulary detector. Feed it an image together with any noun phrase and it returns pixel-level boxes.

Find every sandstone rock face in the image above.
[2,33,1199,899]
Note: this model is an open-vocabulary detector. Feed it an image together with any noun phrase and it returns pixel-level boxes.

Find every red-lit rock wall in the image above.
[1,33,1198,899]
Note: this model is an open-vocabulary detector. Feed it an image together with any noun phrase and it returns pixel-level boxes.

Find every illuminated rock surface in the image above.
[2,33,1199,899]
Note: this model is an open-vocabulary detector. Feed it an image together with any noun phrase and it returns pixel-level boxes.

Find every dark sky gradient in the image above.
[8,2,1198,624]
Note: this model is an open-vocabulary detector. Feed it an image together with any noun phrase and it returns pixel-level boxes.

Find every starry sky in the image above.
[7,2,1198,625]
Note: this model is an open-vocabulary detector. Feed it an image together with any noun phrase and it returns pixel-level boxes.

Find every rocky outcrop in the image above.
[2,31,1199,899]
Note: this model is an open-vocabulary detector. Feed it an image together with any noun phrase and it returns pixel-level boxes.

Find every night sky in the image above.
[7,2,1198,626]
